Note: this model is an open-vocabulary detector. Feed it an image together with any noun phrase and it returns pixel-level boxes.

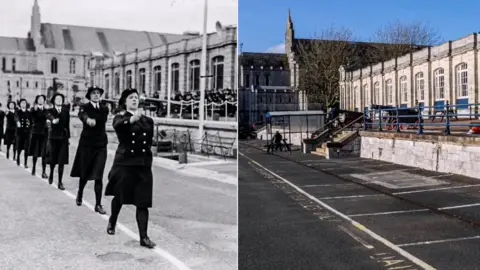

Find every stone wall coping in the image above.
[360,131,480,146]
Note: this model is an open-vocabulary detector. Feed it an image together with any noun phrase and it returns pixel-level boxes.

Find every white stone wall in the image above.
[340,33,480,112]
[360,135,480,179]
[326,136,361,159]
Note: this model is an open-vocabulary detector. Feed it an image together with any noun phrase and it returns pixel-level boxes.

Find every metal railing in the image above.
[364,101,480,135]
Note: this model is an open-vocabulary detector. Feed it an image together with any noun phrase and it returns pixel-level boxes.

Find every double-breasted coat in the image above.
[70,103,109,180]
[105,111,154,208]
[28,106,48,158]
[15,109,32,151]
[45,106,70,165]
[0,110,5,140]
[4,110,16,146]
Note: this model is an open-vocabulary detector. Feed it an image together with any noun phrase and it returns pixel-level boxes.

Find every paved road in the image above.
[240,140,480,270]
[0,138,237,269]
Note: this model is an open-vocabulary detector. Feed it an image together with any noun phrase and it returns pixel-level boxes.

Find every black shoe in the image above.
[31,167,36,176]
[58,182,65,190]
[140,237,156,249]
[41,173,48,179]
[48,175,53,185]
[95,205,107,215]
[16,159,20,166]
[75,193,82,206]
[24,164,28,169]
[107,221,116,235]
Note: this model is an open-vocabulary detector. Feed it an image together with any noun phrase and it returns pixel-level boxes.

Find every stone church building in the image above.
[0,0,237,104]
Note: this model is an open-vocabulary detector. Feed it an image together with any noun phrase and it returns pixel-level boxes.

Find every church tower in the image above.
[30,0,42,50]
[285,9,294,56]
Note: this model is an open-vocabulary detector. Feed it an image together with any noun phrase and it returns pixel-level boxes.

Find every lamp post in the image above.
[198,0,208,141]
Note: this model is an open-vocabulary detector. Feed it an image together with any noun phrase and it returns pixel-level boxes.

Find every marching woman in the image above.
[0,103,5,151]
[15,99,32,167]
[105,88,156,249]
[45,93,70,190]
[29,95,48,177]
[4,101,17,160]
[71,87,108,214]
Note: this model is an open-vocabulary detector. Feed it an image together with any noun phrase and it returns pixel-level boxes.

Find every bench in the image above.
[201,133,236,158]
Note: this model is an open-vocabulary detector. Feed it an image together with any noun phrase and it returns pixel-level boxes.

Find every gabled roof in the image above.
[239,52,288,68]
[40,23,195,53]
[0,36,35,51]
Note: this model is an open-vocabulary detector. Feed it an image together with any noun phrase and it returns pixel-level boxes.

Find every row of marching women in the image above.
[0,87,156,249]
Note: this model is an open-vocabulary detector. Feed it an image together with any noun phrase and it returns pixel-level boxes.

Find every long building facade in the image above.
[90,26,237,100]
[339,33,480,114]
[0,0,231,104]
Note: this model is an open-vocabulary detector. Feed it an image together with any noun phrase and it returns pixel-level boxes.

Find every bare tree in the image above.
[368,20,443,62]
[295,26,354,107]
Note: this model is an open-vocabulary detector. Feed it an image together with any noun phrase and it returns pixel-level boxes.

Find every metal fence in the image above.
[364,101,480,135]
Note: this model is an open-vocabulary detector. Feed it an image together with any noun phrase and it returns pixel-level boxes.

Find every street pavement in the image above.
[0,136,237,269]
[239,140,480,270]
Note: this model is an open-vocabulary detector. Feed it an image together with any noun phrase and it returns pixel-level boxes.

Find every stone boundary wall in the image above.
[360,131,480,179]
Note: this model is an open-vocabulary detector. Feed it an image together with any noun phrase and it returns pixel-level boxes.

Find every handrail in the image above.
[311,116,340,138]
[332,115,363,136]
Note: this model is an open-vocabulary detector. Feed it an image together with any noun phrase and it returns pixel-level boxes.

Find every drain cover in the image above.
[350,171,449,189]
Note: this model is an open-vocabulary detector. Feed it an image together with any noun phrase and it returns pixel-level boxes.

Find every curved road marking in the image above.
[239,152,436,270]
[0,152,192,270]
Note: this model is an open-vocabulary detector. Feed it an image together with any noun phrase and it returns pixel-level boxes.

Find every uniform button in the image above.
[131,150,134,152]
[124,121,128,124]
[132,132,135,135]
[143,133,146,136]
[132,141,135,143]
[142,149,145,152]
[143,141,146,144]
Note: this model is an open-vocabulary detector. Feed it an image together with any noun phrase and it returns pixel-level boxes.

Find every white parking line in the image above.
[302,183,355,188]
[393,184,480,195]
[0,152,192,270]
[319,194,384,200]
[348,209,429,217]
[239,152,436,270]
[439,203,480,210]
[397,235,480,247]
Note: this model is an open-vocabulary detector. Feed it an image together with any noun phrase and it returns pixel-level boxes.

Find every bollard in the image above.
[177,142,187,164]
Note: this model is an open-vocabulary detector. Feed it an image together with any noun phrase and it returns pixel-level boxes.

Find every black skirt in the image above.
[16,131,30,151]
[105,165,153,208]
[45,138,69,165]
[4,129,15,145]
[28,133,47,158]
[70,146,107,180]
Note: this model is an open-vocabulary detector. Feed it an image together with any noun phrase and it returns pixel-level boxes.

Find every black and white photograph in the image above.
[0,0,238,269]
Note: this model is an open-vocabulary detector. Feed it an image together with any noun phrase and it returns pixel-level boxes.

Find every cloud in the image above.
[265,43,285,53]
[0,0,238,37]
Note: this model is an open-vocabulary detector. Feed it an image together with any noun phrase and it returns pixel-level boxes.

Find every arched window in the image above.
[138,68,146,93]
[255,73,260,85]
[264,74,270,86]
[354,86,359,108]
[189,60,200,91]
[363,84,369,107]
[212,56,224,90]
[386,79,393,104]
[153,66,161,92]
[244,74,250,87]
[171,63,180,93]
[455,63,468,98]
[51,58,58,74]
[12,58,16,72]
[1,57,5,70]
[69,59,76,74]
[114,72,120,95]
[399,76,408,103]
[415,72,424,101]
[126,70,132,89]
[373,82,380,104]
[104,74,110,93]
[434,68,445,100]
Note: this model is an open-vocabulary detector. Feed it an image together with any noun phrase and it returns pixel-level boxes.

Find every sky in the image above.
[239,0,480,53]
[0,0,238,37]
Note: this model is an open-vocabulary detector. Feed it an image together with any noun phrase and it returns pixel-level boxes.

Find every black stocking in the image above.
[136,207,149,239]
[78,177,88,196]
[58,165,64,183]
[6,145,10,158]
[109,197,123,225]
[94,179,103,206]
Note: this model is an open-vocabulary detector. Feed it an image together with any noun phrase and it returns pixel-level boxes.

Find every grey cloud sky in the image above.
[0,0,238,37]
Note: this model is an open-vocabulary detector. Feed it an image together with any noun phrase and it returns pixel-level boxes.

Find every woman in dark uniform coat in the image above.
[15,99,32,167]
[45,93,70,190]
[4,101,17,160]
[71,87,108,215]
[0,103,5,151]
[105,88,156,249]
[29,95,48,177]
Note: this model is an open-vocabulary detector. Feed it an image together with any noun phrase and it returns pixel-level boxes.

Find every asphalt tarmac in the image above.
[239,140,480,270]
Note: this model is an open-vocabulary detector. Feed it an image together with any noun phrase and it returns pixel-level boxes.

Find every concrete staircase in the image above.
[311,130,355,157]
